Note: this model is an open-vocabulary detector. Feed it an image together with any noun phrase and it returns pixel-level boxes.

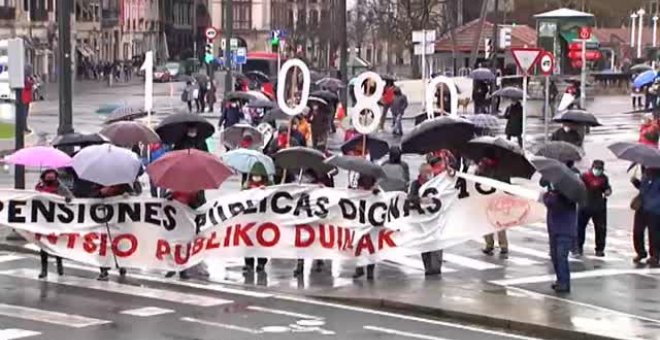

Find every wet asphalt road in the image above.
[0,253,540,340]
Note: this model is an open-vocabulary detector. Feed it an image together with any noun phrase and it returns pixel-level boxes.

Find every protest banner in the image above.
[0,173,545,271]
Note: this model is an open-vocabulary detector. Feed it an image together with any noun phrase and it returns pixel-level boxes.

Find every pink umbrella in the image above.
[4,146,73,169]
[147,149,233,192]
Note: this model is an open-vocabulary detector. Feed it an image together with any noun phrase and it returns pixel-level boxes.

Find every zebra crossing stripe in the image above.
[0,303,110,328]
[442,253,501,271]
[0,269,232,307]
[0,329,41,339]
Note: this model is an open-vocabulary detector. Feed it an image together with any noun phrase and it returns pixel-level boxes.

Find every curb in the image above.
[0,240,626,340]
[311,295,622,340]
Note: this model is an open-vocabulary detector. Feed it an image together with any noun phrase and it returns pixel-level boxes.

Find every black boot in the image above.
[56,257,63,276]
[38,250,48,279]
[293,259,304,277]
[352,267,365,279]
[97,268,109,281]
[313,260,324,272]
[366,264,375,280]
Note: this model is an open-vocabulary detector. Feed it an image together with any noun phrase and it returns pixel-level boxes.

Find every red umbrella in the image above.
[147,149,232,192]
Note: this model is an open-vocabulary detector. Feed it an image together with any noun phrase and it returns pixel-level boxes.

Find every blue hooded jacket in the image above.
[543,191,578,237]
[640,174,660,216]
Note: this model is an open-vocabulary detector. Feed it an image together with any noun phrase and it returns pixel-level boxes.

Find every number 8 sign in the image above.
[350,72,385,134]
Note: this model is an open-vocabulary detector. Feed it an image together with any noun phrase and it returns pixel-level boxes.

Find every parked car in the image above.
[154,66,171,82]
[164,62,182,80]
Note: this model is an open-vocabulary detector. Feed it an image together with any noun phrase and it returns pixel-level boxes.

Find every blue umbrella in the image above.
[220,148,276,175]
[633,70,657,89]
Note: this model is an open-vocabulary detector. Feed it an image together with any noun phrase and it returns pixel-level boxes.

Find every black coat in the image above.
[504,102,523,136]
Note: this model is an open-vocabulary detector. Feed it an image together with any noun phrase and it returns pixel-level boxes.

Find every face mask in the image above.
[231,103,238,108]
[563,126,571,132]
[251,175,262,183]
[187,130,197,138]
[592,168,603,176]
[548,183,555,191]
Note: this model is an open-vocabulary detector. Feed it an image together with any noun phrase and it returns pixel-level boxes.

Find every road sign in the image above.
[205,27,217,40]
[539,52,554,76]
[511,48,543,75]
[414,44,434,56]
[412,30,435,43]
[235,47,247,65]
[578,26,592,40]
[484,38,493,59]
[499,27,512,49]
[221,38,239,51]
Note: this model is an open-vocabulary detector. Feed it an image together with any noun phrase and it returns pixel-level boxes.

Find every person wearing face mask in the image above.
[550,123,583,147]
[173,125,209,152]
[35,170,72,279]
[576,160,612,257]
[409,164,443,276]
[242,162,270,273]
[543,181,578,293]
[219,99,244,129]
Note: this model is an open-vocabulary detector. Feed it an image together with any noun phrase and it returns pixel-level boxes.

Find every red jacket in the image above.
[22,77,33,105]
[639,121,659,147]
[382,86,395,105]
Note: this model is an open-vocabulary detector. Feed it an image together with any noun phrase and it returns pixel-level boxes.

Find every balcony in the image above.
[0,7,16,20]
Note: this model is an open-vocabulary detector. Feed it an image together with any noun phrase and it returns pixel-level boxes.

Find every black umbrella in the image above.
[609,142,660,168]
[401,116,476,154]
[105,106,148,124]
[246,99,276,109]
[310,90,339,103]
[225,91,255,102]
[245,70,270,83]
[492,87,524,100]
[461,136,535,179]
[464,114,501,136]
[324,155,385,179]
[309,70,325,82]
[534,141,584,162]
[155,112,215,144]
[262,108,290,122]
[381,74,397,82]
[553,110,601,127]
[631,64,653,73]
[52,132,109,148]
[470,68,496,81]
[341,135,389,160]
[532,157,587,205]
[308,96,329,107]
[413,111,447,125]
[274,147,335,177]
[316,77,344,90]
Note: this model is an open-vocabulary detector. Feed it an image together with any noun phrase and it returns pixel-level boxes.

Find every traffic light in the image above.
[204,39,214,64]
[499,27,512,49]
[484,38,493,59]
[270,30,281,47]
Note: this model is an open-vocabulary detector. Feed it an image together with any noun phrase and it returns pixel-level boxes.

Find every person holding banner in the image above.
[477,153,509,256]
[352,174,380,280]
[409,164,443,276]
[242,162,271,273]
[94,184,133,281]
[36,170,72,279]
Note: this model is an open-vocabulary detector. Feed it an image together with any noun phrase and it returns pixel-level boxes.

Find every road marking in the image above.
[503,286,660,330]
[383,256,456,273]
[180,317,262,334]
[246,306,322,320]
[120,307,174,317]
[0,255,25,264]
[61,262,273,298]
[0,269,231,307]
[490,268,660,286]
[274,295,541,340]
[0,303,110,328]
[507,245,550,259]
[505,257,542,266]
[0,329,41,339]
[442,253,501,270]
[364,326,452,340]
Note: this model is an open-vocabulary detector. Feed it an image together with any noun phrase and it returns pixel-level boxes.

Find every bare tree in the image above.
[366,0,448,77]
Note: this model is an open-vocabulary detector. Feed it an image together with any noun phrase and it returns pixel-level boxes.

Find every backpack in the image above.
[180,90,188,102]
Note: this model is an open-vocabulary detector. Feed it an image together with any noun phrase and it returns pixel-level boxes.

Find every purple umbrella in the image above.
[4,146,73,169]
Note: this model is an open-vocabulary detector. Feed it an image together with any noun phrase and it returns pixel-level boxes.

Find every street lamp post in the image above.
[638,8,646,59]
[632,13,638,48]
[653,16,659,48]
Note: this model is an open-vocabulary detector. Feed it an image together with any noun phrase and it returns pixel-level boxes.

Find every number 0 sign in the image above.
[426,76,458,118]
[276,58,311,117]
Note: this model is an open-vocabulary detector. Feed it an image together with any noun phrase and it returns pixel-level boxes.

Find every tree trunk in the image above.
[469,0,489,68]
[411,45,420,78]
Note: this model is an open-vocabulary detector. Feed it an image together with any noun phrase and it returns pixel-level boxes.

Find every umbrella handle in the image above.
[99,205,120,270]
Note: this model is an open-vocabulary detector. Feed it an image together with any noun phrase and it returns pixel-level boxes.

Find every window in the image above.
[0,0,15,6]
[222,0,252,30]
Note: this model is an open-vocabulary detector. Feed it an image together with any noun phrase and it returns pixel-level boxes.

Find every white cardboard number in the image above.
[276,58,311,117]
[426,76,458,118]
[350,72,385,134]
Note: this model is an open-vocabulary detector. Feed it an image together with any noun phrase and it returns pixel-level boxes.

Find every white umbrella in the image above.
[72,144,142,186]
